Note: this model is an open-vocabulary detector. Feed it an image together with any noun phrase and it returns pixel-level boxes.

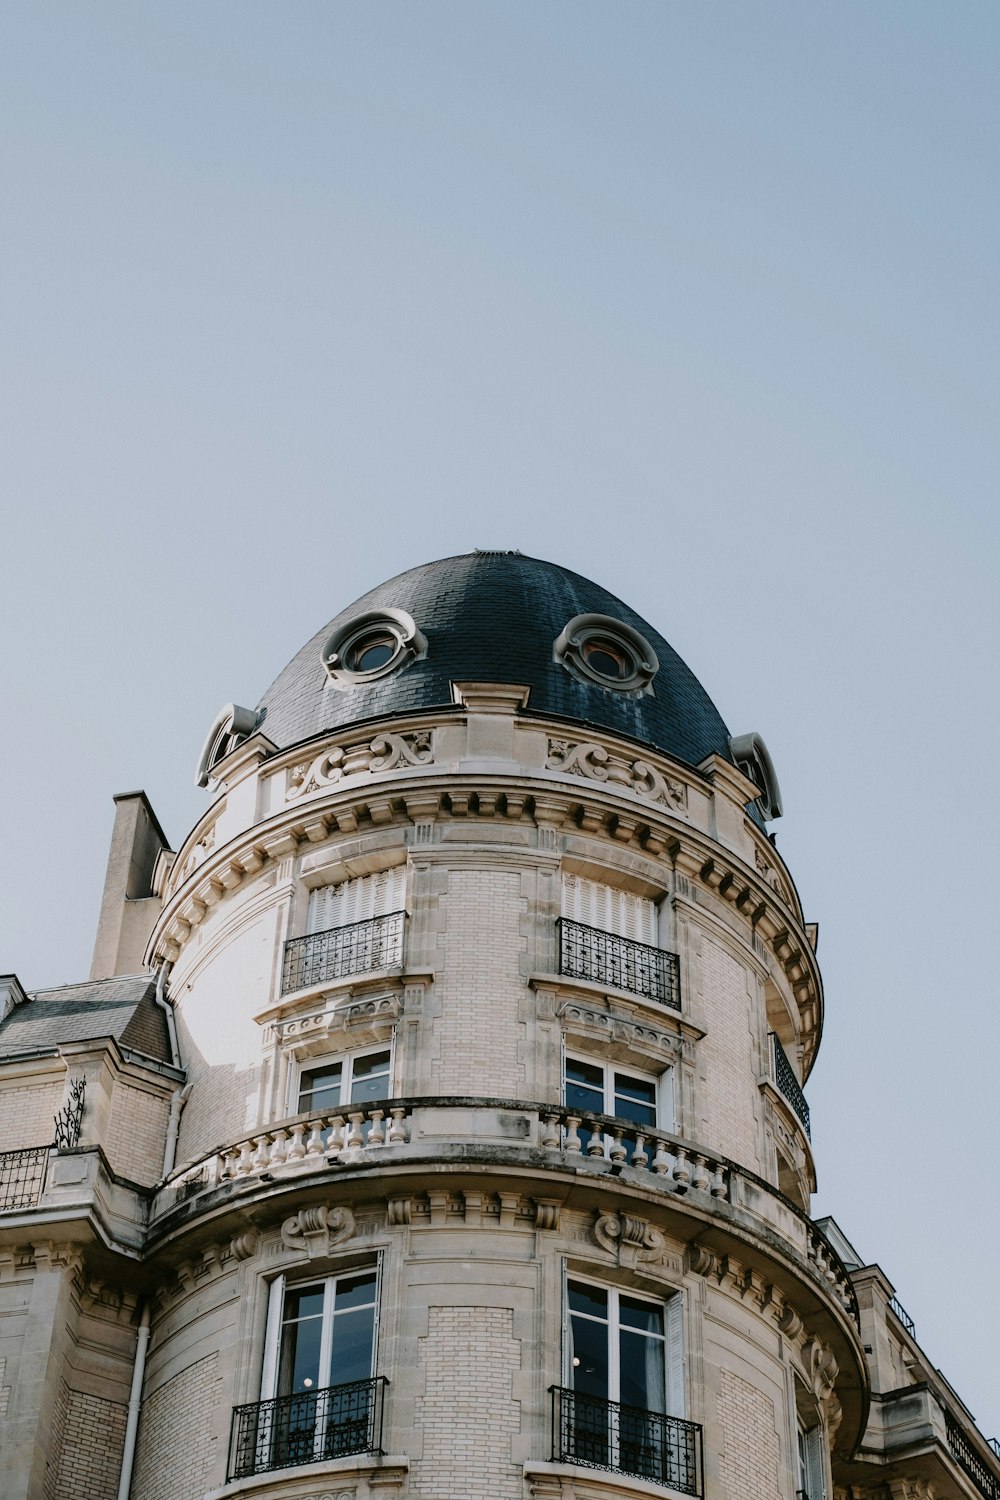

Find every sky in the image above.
[1,0,998,1440]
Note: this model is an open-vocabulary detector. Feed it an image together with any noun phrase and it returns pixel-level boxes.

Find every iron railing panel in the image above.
[557,918,680,1010]
[282,911,405,995]
[947,1412,1000,1500]
[228,1375,386,1481]
[551,1385,702,1497]
[0,1146,49,1212]
[770,1033,811,1138]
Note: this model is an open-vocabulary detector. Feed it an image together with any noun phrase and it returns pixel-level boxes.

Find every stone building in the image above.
[1,549,996,1500]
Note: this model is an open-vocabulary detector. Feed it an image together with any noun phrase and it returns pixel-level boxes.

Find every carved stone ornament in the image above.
[287,731,433,801]
[593,1210,667,1267]
[281,1204,356,1258]
[547,737,687,811]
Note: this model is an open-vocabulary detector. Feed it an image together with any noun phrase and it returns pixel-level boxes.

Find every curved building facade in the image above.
[0,552,992,1500]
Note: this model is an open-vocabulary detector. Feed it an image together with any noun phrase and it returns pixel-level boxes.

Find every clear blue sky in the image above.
[1,0,998,1436]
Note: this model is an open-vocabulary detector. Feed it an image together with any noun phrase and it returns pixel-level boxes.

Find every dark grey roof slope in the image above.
[256,552,735,770]
[0,975,171,1063]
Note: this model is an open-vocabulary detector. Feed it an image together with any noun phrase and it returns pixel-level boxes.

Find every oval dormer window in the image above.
[322,608,427,689]
[554,613,659,696]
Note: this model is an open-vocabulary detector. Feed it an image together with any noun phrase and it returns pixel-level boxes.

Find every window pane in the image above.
[565,1058,605,1114]
[329,1304,376,1384]
[613,1073,657,1127]
[568,1281,607,1320]
[349,1051,391,1103]
[570,1311,609,1401]
[334,1272,377,1312]
[298,1063,343,1112]
[619,1295,664,1336]
[278,1308,323,1396]
[620,1328,665,1412]
[283,1286,325,1322]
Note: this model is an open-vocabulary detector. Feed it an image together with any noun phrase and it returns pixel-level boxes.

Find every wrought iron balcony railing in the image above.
[557,918,681,1010]
[888,1294,915,1336]
[0,1146,49,1212]
[281,911,405,995]
[770,1033,811,1138]
[551,1385,703,1496]
[228,1375,387,1481]
[947,1411,1000,1500]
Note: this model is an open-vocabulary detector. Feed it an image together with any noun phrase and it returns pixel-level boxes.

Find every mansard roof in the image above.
[0,974,171,1063]
[255,551,735,770]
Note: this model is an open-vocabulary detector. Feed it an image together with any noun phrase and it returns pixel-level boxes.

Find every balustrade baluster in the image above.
[268,1128,288,1168]
[652,1140,672,1174]
[672,1145,691,1190]
[632,1133,649,1169]
[586,1120,606,1157]
[286,1123,306,1161]
[564,1116,583,1154]
[387,1108,408,1144]
[368,1110,386,1146]
[327,1115,347,1151]
[251,1136,271,1173]
[541,1114,560,1149]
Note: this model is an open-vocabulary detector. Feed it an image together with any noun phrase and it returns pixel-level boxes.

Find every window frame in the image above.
[563,1049,674,1136]
[563,1271,686,1419]
[261,1259,383,1404]
[286,1039,396,1119]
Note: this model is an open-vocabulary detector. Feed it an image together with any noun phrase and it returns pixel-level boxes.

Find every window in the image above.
[563,1053,672,1160]
[795,1406,827,1500]
[294,1046,392,1116]
[562,875,658,946]
[554,613,659,696]
[282,869,407,994]
[321,608,427,688]
[229,1268,383,1478]
[558,1278,696,1490]
[558,875,680,1010]
[306,868,407,935]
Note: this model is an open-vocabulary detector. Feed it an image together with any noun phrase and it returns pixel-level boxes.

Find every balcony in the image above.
[557,918,680,1010]
[770,1032,811,1138]
[281,911,405,995]
[0,1146,48,1212]
[228,1376,387,1481]
[947,1412,1000,1500]
[550,1385,703,1496]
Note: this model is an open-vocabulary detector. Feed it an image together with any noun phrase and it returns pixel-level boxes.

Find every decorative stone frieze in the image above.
[287,731,433,802]
[547,737,689,811]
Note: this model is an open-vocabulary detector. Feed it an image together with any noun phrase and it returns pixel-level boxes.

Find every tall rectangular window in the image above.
[306,868,407,935]
[295,1047,392,1115]
[562,1277,689,1488]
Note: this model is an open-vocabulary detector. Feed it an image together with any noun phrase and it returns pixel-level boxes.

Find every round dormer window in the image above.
[322,608,427,689]
[555,613,658,695]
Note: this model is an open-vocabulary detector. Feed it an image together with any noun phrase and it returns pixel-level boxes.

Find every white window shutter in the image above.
[260,1273,285,1399]
[665,1293,685,1417]
[307,868,406,934]
[561,875,657,943]
[805,1424,827,1500]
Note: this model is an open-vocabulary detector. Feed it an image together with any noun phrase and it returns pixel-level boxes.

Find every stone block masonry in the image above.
[717,1367,782,1500]
[413,1305,522,1500]
[131,1352,221,1500]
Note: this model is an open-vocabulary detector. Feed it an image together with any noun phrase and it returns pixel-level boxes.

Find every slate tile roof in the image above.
[255,551,736,771]
[0,974,171,1063]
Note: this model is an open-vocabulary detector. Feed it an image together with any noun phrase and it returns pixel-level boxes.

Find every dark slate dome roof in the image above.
[256,551,734,769]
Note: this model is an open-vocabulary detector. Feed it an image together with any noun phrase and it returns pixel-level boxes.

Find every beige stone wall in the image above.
[132,1352,222,1500]
[698,936,759,1168]
[106,1083,171,1185]
[412,1304,522,1500]
[0,1077,62,1149]
[716,1367,783,1500]
[432,867,526,1097]
[49,1383,128,1500]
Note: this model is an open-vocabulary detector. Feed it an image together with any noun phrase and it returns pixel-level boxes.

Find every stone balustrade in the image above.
[156,1097,859,1326]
